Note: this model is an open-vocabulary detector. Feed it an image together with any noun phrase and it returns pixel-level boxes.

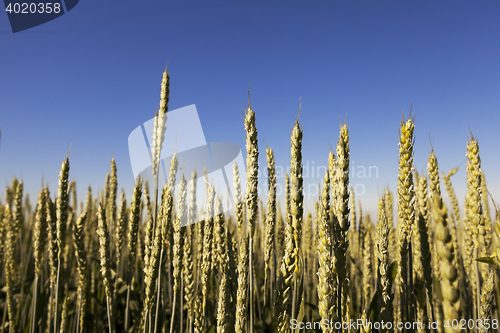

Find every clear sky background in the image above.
[1,1,499,218]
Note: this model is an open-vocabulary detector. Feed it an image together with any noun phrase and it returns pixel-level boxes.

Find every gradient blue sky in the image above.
[1,1,499,217]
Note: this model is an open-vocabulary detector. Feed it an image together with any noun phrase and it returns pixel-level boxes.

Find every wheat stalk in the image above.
[244,100,259,333]
[361,221,373,333]
[97,203,113,333]
[4,204,16,333]
[170,175,187,333]
[54,157,70,333]
[465,135,483,319]
[216,198,233,333]
[73,211,87,333]
[317,171,333,332]
[413,172,433,330]
[479,268,495,333]
[428,151,461,332]
[235,235,248,333]
[396,113,415,326]
[232,162,244,240]
[142,188,167,333]
[376,196,393,330]
[151,67,169,183]
[125,177,143,331]
[216,264,230,333]
[201,185,215,325]
[31,188,47,333]
[442,169,463,274]
[107,158,117,266]
[264,146,276,308]
[45,190,57,333]
[333,122,350,325]
[183,222,195,333]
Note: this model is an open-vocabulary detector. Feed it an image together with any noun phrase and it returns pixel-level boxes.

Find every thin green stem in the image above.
[180,276,184,333]
[170,292,177,333]
[106,296,113,333]
[264,275,267,310]
[142,309,149,333]
[53,258,61,333]
[1,298,7,333]
[46,282,53,333]
[291,274,297,332]
[249,237,254,333]
[124,274,132,332]
[75,287,82,333]
[155,250,164,333]
[30,275,38,333]
[475,246,481,333]
[408,238,414,333]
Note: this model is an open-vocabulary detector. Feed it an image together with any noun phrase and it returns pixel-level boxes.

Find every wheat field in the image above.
[1,68,499,333]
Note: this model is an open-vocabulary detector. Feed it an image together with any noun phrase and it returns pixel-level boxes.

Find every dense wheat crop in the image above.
[1,69,499,333]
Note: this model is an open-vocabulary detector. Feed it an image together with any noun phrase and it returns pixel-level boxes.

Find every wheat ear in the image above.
[333,122,350,323]
[124,177,142,331]
[264,146,277,308]
[235,234,249,333]
[97,203,113,333]
[73,211,87,333]
[465,135,483,318]
[201,185,215,325]
[216,198,232,333]
[479,268,495,333]
[317,170,333,331]
[45,190,57,333]
[31,188,47,333]
[243,100,259,333]
[54,157,69,333]
[396,114,415,324]
[376,196,394,329]
[413,172,433,330]
[170,175,187,333]
[361,221,373,333]
[151,67,169,183]
[4,204,16,333]
[442,169,463,275]
[183,222,195,333]
[428,151,461,332]
[113,189,127,312]
[107,158,117,266]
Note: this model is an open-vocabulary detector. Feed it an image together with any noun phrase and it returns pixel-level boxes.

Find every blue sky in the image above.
[1,1,499,218]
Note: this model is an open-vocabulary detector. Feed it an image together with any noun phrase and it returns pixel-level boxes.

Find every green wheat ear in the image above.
[243,99,259,333]
[333,122,350,324]
[413,172,433,329]
[97,203,113,333]
[235,235,249,333]
[73,211,87,333]
[317,171,333,330]
[479,268,495,333]
[290,115,303,270]
[428,151,461,329]
[376,196,393,325]
[201,185,215,317]
[396,114,415,325]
